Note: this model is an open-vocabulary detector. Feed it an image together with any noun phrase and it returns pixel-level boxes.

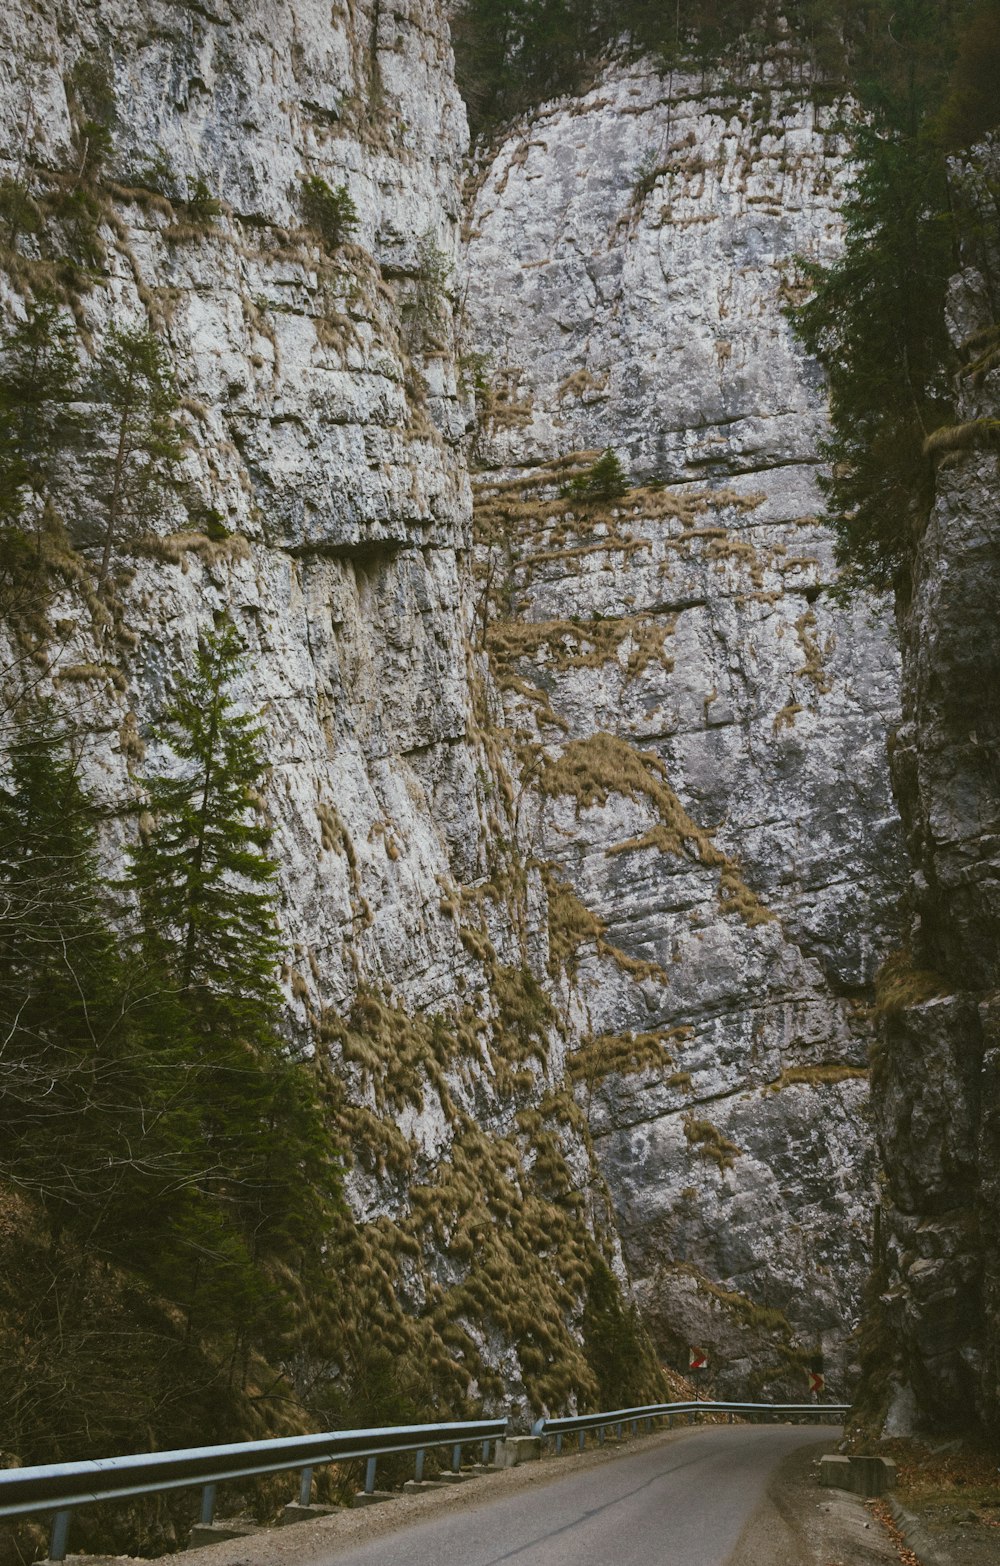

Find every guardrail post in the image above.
[598,1426,605,1446]
[555,1433,562,1456]
[49,1509,72,1562]
[364,1458,377,1495]
[645,1417,652,1433]
[299,1467,313,1506]
[578,1431,585,1452]
[615,1422,622,1440]
[481,1439,490,1465]
[451,1443,461,1474]
[630,1420,637,1437]
[200,1484,216,1526]
[728,1412,734,1425]
[415,1449,425,1483]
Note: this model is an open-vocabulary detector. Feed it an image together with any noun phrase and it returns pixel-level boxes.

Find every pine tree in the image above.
[790,0,986,595]
[127,620,340,1343]
[563,446,629,503]
[586,446,629,500]
[792,130,955,593]
[937,0,1000,150]
[86,326,185,594]
[129,620,281,1015]
[0,691,340,1466]
[0,300,80,528]
[300,176,358,249]
[0,708,140,1229]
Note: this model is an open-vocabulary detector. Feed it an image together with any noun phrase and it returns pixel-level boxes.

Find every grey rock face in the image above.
[0,5,909,1416]
[872,139,1000,1434]
[465,64,848,485]
[0,0,476,1011]
[464,60,905,1396]
[0,0,643,1418]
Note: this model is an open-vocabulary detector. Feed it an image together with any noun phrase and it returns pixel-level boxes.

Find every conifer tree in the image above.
[127,620,340,1343]
[0,708,139,1228]
[586,446,629,500]
[0,686,341,1462]
[791,0,992,594]
[563,446,629,503]
[87,326,185,594]
[0,300,80,529]
[130,620,281,1015]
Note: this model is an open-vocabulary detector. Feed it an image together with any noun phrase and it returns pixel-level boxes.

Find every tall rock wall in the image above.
[0,5,906,1423]
[0,0,652,1425]
[463,58,904,1395]
[872,138,1000,1438]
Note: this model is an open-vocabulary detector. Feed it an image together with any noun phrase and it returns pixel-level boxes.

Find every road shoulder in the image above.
[727,1440,902,1566]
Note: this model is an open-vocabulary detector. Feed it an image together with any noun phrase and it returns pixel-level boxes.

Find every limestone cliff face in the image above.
[0,6,905,1416]
[0,0,645,1421]
[0,0,474,1005]
[873,139,1000,1438]
[463,60,904,1395]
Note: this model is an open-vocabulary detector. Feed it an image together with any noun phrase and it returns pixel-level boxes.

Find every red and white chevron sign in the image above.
[689,1347,708,1371]
[808,1371,825,1394]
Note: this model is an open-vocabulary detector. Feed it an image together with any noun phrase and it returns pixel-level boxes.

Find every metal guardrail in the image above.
[0,1400,850,1561]
[532,1400,850,1452]
[0,1417,508,1561]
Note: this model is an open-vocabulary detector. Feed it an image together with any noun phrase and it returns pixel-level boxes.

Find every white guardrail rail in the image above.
[0,1400,849,1560]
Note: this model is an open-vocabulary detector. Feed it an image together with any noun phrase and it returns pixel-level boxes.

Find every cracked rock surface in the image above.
[0,7,912,1411]
[464,59,905,1393]
[872,139,1000,1437]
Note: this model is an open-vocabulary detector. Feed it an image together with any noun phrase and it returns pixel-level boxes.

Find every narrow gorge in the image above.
[0,1,996,1533]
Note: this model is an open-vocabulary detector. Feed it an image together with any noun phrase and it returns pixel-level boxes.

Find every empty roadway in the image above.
[297,1424,838,1566]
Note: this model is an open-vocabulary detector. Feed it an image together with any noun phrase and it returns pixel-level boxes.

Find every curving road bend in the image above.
[304,1425,838,1566]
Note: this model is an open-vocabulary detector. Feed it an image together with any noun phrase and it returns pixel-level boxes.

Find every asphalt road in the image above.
[311,1424,837,1566]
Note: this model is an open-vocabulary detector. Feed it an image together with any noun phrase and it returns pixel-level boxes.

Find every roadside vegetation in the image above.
[0,627,343,1551]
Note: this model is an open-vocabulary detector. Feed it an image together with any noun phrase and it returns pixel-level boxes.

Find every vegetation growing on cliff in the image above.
[452,0,864,136]
[0,633,342,1498]
[88,326,186,595]
[455,1,1000,598]
[791,0,1000,594]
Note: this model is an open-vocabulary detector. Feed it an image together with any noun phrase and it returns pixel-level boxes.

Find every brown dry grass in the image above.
[543,870,670,986]
[873,949,950,1016]
[489,614,675,680]
[924,418,1000,457]
[136,530,251,569]
[683,1115,742,1170]
[881,1437,1000,1512]
[569,1027,693,1087]
[537,733,774,930]
[794,609,833,695]
[767,1063,869,1091]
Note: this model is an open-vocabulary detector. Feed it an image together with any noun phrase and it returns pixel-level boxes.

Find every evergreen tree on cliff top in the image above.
[792,0,1000,596]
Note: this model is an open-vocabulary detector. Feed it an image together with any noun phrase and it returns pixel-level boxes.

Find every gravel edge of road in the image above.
[727,1437,908,1566]
[886,1498,953,1566]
